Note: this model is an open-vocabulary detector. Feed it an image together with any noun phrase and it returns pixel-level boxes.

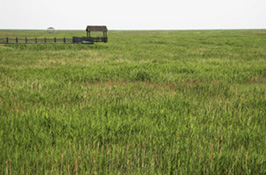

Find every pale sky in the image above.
[1,0,266,30]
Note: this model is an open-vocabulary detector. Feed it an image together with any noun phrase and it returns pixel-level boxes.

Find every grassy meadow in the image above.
[0,29,266,174]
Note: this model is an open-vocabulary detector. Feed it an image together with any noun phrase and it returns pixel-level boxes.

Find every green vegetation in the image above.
[0,30,266,174]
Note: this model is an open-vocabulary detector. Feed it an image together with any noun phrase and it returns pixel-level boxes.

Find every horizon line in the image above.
[1,28,266,31]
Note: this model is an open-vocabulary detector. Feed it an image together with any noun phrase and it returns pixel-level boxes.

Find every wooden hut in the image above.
[86,26,108,42]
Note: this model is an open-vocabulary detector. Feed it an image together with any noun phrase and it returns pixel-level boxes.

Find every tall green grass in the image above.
[0,30,266,174]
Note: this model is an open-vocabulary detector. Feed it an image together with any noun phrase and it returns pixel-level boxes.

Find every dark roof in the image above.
[47,27,55,30]
[86,26,108,32]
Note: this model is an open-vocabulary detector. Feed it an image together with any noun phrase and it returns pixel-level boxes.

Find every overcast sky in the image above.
[1,0,266,30]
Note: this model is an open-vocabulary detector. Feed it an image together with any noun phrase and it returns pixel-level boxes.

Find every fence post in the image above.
[45,37,46,43]
[64,37,66,44]
[26,37,27,44]
[35,38,37,43]
[16,37,18,43]
[54,37,56,43]
[6,37,8,44]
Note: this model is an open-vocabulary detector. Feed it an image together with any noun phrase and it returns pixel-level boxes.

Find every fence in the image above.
[0,37,73,44]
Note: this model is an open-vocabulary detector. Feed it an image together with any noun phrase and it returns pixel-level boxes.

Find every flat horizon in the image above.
[1,28,266,31]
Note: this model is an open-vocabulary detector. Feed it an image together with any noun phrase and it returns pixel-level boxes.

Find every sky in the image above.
[0,0,266,30]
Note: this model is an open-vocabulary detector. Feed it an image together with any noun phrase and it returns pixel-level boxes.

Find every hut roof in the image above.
[86,26,108,32]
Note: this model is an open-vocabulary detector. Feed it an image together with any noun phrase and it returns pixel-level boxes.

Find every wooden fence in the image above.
[0,37,73,44]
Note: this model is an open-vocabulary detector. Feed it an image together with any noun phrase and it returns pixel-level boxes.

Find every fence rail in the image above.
[0,37,73,44]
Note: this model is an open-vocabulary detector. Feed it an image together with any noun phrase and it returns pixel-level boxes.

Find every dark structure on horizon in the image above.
[86,26,108,38]
[73,25,108,44]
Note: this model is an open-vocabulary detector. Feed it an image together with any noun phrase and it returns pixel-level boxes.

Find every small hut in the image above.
[73,26,108,44]
[47,27,55,33]
[86,26,108,42]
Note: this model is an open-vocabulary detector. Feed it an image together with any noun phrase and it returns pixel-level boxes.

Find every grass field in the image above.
[0,29,266,174]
